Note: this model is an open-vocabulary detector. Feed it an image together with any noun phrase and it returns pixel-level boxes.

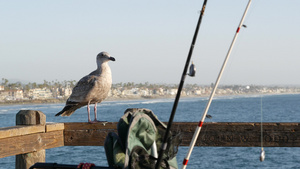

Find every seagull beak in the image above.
[109,57,116,61]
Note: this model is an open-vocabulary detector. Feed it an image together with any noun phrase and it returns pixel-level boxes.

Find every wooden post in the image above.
[15,110,46,169]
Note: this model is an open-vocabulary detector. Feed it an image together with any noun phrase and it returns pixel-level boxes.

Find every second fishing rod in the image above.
[181,0,252,168]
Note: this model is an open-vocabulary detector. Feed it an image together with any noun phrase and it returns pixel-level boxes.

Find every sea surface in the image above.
[0,94,299,168]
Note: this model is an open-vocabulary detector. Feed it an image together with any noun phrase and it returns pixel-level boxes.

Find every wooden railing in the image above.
[0,110,299,168]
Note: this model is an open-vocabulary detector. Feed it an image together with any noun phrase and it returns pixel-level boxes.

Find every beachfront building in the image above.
[153,88,164,96]
[28,88,53,100]
[59,86,72,98]
[0,89,23,100]
[166,89,178,95]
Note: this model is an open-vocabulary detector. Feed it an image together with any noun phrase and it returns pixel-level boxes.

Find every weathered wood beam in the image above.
[0,123,64,158]
[175,122,300,147]
[64,122,117,146]
[0,125,44,139]
[0,122,298,159]
[0,123,64,140]
[0,130,64,158]
[64,122,300,147]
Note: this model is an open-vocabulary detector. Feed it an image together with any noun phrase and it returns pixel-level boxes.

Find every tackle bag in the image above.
[104,108,181,169]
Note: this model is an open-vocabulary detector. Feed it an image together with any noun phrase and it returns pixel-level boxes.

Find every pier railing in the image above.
[0,110,299,168]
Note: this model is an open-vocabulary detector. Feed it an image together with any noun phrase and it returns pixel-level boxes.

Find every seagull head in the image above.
[97,51,116,63]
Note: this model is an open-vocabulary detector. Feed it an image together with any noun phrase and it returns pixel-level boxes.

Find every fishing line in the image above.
[261,96,263,148]
[260,95,266,162]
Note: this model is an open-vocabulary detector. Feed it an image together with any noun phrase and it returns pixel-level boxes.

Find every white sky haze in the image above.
[1,0,300,85]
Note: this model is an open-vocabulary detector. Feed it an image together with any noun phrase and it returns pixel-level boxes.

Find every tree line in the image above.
[1,78,77,91]
[1,78,196,91]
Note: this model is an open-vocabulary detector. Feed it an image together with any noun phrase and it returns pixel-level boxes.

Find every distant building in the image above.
[12,90,23,100]
[153,88,164,95]
[0,91,8,100]
[110,88,122,97]
[63,87,72,98]
[167,89,177,95]
[194,89,202,95]
[0,89,23,100]
[28,88,53,99]
[140,89,150,96]
[0,85,4,91]
[122,89,134,96]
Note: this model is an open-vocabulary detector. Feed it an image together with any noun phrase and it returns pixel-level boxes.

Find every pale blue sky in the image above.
[1,0,299,85]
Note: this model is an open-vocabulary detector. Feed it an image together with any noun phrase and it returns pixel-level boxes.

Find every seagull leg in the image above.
[94,103,98,122]
[87,101,93,123]
[93,103,107,123]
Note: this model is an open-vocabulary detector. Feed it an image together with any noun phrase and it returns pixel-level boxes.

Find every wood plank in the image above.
[0,130,64,158]
[174,122,300,147]
[0,125,45,139]
[0,122,298,158]
[63,122,300,147]
[64,122,117,146]
[64,122,117,130]
[64,129,114,146]
[46,123,64,132]
[0,123,64,139]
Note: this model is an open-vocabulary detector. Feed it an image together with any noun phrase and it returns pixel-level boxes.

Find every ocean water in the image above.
[0,94,299,168]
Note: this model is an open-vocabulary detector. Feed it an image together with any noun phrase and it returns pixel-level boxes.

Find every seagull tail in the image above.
[55,104,80,117]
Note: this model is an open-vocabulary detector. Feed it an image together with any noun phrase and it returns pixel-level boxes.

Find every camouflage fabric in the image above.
[104,108,181,169]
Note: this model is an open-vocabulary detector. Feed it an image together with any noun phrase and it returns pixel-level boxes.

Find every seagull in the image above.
[55,51,115,123]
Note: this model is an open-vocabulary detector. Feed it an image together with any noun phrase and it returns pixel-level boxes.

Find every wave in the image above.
[102,97,208,106]
[0,109,9,114]
[141,99,174,104]
[100,101,144,106]
[100,98,175,106]
[212,94,263,100]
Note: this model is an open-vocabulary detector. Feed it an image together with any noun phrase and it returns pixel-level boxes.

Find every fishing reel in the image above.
[188,62,196,77]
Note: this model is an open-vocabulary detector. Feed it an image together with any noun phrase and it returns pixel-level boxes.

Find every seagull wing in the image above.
[68,75,97,103]
[55,75,97,116]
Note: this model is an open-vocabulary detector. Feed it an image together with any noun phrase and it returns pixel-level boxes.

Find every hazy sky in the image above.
[1,0,299,85]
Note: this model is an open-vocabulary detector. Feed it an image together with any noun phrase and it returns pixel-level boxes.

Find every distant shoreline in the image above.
[1,92,299,106]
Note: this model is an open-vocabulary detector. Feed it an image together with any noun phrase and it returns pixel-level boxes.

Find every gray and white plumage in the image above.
[55,51,115,122]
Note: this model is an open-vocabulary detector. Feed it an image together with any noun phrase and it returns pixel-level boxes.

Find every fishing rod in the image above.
[155,0,208,169]
[181,0,252,168]
[29,162,110,169]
